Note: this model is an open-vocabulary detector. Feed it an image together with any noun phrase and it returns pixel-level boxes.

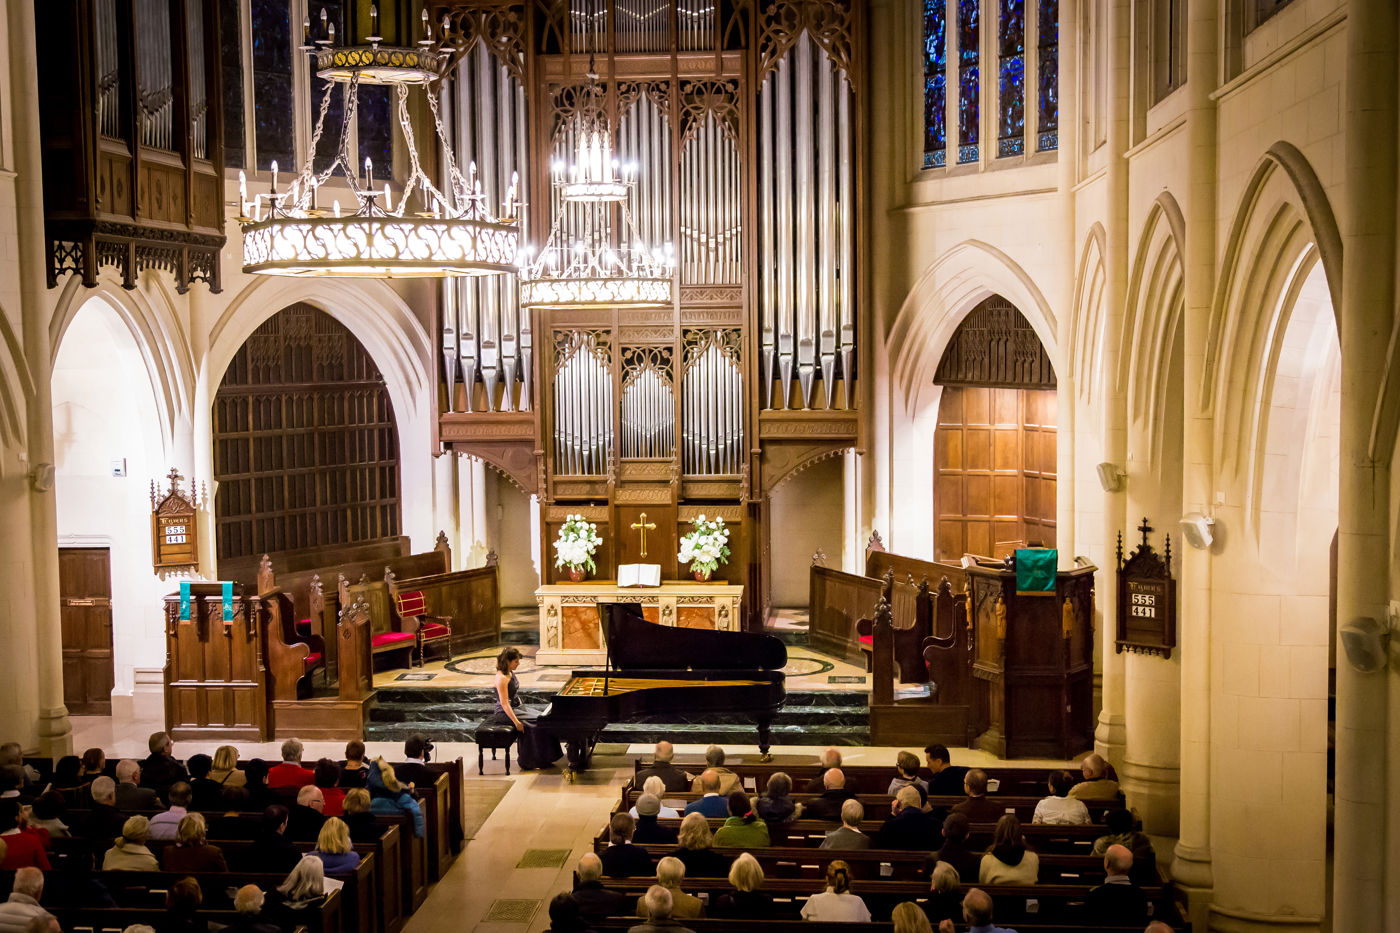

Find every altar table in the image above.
[535,580,744,666]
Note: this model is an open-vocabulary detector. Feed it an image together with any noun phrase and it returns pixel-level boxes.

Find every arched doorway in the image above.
[213,304,402,566]
[932,297,1057,561]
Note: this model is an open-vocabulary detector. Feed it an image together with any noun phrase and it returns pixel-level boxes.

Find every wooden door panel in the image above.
[58,548,114,714]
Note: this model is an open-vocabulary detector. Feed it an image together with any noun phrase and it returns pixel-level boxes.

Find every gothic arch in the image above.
[1071,223,1108,401]
[886,239,1059,419]
[1123,195,1186,469]
[0,307,30,453]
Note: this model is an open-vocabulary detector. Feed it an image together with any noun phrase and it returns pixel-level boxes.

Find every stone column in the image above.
[1054,0,1078,564]
[1334,0,1396,927]
[9,0,71,755]
[1170,0,1220,898]
[1094,0,1131,765]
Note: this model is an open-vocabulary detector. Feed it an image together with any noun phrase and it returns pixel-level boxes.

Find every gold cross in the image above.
[629,512,658,557]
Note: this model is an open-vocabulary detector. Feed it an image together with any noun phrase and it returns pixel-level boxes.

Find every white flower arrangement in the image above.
[553,514,602,572]
[677,514,731,577]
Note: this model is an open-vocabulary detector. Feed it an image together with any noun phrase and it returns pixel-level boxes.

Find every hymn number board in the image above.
[1115,518,1176,658]
[151,469,199,571]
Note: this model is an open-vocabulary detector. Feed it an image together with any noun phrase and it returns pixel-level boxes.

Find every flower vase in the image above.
[693,569,712,582]
[568,567,585,582]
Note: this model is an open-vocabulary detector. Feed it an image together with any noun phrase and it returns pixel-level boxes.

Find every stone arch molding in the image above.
[765,444,852,493]
[48,272,195,456]
[208,276,432,428]
[0,308,32,453]
[1123,195,1186,470]
[1207,142,1341,480]
[887,239,1059,419]
[1070,223,1107,402]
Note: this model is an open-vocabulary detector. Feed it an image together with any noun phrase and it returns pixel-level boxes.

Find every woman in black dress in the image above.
[489,647,563,771]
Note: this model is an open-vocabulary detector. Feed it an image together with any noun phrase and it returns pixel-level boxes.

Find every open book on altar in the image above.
[618,564,662,588]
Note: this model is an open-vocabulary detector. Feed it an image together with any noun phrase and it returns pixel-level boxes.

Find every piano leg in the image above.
[564,737,596,782]
[757,718,773,762]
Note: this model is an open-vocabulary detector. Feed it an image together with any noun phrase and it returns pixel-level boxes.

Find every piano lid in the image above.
[602,602,787,672]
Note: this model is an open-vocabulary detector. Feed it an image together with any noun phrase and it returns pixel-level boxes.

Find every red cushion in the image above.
[372,632,416,648]
[395,591,428,617]
[303,652,323,669]
[420,623,450,639]
[858,635,873,646]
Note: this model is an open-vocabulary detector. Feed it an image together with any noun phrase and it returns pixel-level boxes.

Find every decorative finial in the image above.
[1138,517,1153,545]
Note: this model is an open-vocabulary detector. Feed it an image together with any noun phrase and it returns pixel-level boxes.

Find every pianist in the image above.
[488,648,563,771]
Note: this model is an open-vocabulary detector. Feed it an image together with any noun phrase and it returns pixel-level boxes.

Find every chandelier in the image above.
[518,66,674,310]
[238,7,519,278]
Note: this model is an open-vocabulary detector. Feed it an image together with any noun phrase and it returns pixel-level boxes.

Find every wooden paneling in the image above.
[164,586,267,741]
[392,565,502,656]
[59,548,114,714]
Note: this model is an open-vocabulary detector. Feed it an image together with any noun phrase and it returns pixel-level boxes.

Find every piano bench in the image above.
[474,724,518,775]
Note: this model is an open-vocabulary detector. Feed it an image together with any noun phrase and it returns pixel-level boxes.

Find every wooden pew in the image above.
[638,760,1080,798]
[55,907,320,933]
[590,921,1171,933]
[55,874,344,933]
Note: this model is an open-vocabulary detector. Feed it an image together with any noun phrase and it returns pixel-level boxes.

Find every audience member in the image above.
[114,760,161,811]
[924,744,968,797]
[0,745,39,790]
[878,785,940,850]
[820,798,869,850]
[979,814,1038,885]
[209,746,246,788]
[632,795,679,845]
[1068,753,1121,801]
[368,759,424,838]
[224,885,283,933]
[1091,808,1157,883]
[0,801,50,870]
[601,812,654,877]
[268,740,315,789]
[635,742,689,793]
[0,869,52,933]
[688,746,739,796]
[803,747,858,794]
[0,767,27,805]
[161,813,227,873]
[636,857,703,920]
[149,782,192,841]
[805,768,859,823]
[158,875,216,933]
[950,769,1003,824]
[80,748,107,783]
[929,813,981,893]
[754,772,801,835]
[888,750,930,804]
[25,917,61,933]
[102,816,159,871]
[185,755,223,813]
[76,776,126,841]
[630,777,679,819]
[288,785,327,842]
[712,791,770,849]
[396,735,436,790]
[209,787,253,840]
[935,887,1016,933]
[800,859,871,921]
[1143,923,1175,933]
[545,892,595,933]
[629,885,694,933]
[1033,770,1091,825]
[341,788,379,844]
[339,741,369,788]
[922,861,963,926]
[893,901,935,933]
[27,793,69,838]
[312,760,346,817]
[667,812,730,878]
[310,817,361,874]
[50,757,84,794]
[140,733,188,793]
[1084,844,1150,925]
[572,853,627,922]
[240,760,277,811]
[247,805,301,874]
[710,852,775,919]
[265,856,328,927]
[681,770,728,818]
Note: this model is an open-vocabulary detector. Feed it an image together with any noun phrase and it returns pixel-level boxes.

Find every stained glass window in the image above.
[923,0,948,169]
[997,0,1025,157]
[1037,0,1059,151]
[358,86,394,180]
[957,0,979,163]
[219,2,244,169]
[251,0,294,172]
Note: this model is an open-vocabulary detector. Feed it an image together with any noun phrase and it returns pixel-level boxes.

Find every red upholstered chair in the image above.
[387,570,453,666]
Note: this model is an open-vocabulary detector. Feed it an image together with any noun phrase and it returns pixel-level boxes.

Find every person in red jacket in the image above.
[0,800,51,870]
[267,739,315,789]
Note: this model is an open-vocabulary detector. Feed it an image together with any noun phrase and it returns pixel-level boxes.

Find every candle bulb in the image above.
[310,177,318,211]
[238,170,248,216]
[302,14,310,44]
[370,4,378,34]
[364,157,373,189]
[333,200,341,218]
[384,182,391,208]
[421,8,430,39]
[270,160,279,195]
[327,21,335,43]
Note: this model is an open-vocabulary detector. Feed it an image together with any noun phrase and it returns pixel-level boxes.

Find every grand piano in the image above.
[535,602,788,776]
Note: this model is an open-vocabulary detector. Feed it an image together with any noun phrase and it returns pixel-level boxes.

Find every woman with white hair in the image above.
[629,777,679,819]
[264,855,332,928]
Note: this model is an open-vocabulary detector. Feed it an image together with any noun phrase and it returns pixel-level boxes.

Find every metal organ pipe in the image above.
[760,80,775,408]
[794,34,817,409]
[837,70,854,409]
[497,58,517,411]
[455,59,479,412]
[775,57,795,409]
[817,47,837,409]
[476,47,501,411]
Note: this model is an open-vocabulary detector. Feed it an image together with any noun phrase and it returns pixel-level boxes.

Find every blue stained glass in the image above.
[998,0,1025,158]
[957,0,979,160]
[1038,0,1059,151]
[251,0,293,172]
[923,0,947,168]
[358,85,393,179]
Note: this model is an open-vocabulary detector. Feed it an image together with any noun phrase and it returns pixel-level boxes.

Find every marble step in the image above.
[365,719,869,747]
[368,703,867,728]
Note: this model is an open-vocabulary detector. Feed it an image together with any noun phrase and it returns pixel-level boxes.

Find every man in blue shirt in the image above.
[682,770,729,818]
[936,888,1017,933]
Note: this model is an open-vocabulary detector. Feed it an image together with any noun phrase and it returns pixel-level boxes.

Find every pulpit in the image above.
[966,559,1096,758]
[163,584,267,741]
[536,581,744,666]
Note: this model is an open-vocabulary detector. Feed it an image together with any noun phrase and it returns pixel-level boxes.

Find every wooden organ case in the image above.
[433,0,866,620]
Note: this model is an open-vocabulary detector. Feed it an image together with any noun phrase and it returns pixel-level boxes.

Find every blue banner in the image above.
[179,580,191,621]
[222,580,234,622]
